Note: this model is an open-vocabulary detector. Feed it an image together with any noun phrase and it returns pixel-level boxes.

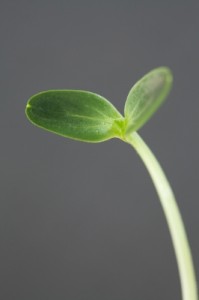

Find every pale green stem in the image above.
[125,132,198,300]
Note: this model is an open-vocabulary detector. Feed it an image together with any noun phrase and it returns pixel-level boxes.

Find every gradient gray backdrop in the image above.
[1,1,199,299]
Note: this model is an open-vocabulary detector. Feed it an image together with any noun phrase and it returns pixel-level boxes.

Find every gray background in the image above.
[1,1,199,299]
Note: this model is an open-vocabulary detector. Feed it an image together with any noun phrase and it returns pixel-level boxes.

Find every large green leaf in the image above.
[26,90,124,142]
[124,67,173,135]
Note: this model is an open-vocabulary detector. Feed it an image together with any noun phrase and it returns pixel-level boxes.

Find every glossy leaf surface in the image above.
[124,67,173,135]
[26,90,124,142]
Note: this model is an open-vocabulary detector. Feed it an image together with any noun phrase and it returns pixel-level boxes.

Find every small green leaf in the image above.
[124,67,173,135]
[26,90,124,142]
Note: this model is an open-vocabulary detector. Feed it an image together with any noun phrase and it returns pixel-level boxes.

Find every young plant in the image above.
[25,67,198,300]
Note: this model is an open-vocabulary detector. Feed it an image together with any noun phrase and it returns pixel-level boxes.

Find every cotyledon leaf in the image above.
[124,67,173,136]
[26,90,125,142]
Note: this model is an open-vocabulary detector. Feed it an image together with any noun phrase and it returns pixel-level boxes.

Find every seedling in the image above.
[25,67,198,300]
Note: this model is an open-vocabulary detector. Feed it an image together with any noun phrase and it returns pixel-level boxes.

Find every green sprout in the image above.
[25,67,198,300]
